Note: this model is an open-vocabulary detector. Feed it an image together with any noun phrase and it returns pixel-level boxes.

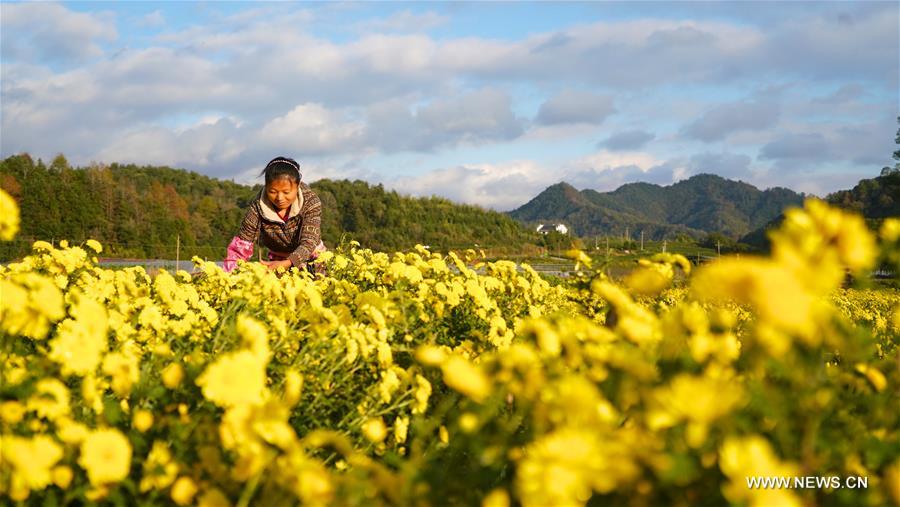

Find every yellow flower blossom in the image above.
[624,261,673,296]
[171,477,198,506]
[1,400,26,424]
[236,314,270,361]
[649,373,744,448]
[719,435,802,507]
[133,409,154,432]
[393,416,410,444]
[482,488,511,507]
[162,362,184,389]
[28,378,70,421]
[197,350,267,407]
[49,295,109,376]
[441,355,491,403]
[102,349,141,397]
[564,249,592,269]
[1,435,63,491]
[283,370,304,407]
[0,187,20,240]
[85,239,103,253]
[854,363,887,392]
[139,441,178,492]
[517,428,640,507]
[56,416,90,444]
[415,345,446,366]
[362,418,388,443]
[0,273,66,340]
[459,413,479,433]
[79,428,132,486]
[413,374,432,414]
[52,466,73,489]
[692,258,817,340]
[198,488,232,507]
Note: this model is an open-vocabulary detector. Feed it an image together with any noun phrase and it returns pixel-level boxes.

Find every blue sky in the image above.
[1,1,897,210]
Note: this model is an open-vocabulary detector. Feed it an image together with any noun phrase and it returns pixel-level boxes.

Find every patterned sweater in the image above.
[224,182,325,270]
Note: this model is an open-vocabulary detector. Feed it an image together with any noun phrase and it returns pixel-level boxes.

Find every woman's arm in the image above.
[288,187,322,268]
[223,203,260,272]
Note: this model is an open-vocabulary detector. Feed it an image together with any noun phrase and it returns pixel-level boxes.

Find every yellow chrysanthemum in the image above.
[102,350,140,397]
[719,435,802,507]
[1,435,63,490]
[162,362,184,389]
[441,355,491,403]
[85,239,103,253]
[196,350,266,407]
[362,418,388,443]
[27,378,70,421]
[139,441,178,492]
[133,409,154,432]
[49,296,109,376]
[0,187,20,240]
[171,477,198,506]
[79,428,132,486]
[198,488,232,507]
[0,273,66,340]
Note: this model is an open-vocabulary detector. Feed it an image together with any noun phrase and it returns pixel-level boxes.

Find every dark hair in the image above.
[261,156,302,186]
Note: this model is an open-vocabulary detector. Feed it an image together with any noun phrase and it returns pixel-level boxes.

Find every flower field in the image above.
[1,189,899,507]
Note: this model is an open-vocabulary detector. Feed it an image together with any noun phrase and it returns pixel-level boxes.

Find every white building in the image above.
[536,223,568,235]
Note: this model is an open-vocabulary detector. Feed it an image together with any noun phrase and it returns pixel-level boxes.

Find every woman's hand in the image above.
[261,259,293,271]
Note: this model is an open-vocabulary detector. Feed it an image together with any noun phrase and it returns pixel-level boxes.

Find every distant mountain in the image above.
[740,171,900,250]
[509,174,805,240]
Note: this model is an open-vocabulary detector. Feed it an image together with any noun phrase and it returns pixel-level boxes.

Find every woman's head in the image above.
[261,156,301,212]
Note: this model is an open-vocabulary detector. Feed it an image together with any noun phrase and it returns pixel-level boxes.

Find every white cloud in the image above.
[97,117,248,171]
[535,90,615,125]
[363,89,525,152]
[259,103,367,155]
[565,150,663,174]
[1,2,895,198]
[393,150,672,210]
[688,152,753,180]
[600,130,656,151]
[682,99,781,142]
[354,10,448,33]
[415,89,525,146]
[759,116,896,168]
[762,8,899,87]
[394,160,546,210]
[139,10,166,28]
[813,84,865,105]
[1,3,117,63]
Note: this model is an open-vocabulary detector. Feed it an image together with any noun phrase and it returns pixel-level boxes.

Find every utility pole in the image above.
[640,231,644,251]
[662,239,667,253]
[176,234,180,272]
[716,240,721,256]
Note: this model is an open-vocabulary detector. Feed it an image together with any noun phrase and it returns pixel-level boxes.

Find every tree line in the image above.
[0,154,543,261]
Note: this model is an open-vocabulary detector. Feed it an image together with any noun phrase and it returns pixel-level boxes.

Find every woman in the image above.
[224,156,326,273]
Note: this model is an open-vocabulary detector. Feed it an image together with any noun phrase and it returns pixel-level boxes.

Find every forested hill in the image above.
[740,170,900,249]
[0,154,539,259]
[508,174,804,240]
[826,170,900,218]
